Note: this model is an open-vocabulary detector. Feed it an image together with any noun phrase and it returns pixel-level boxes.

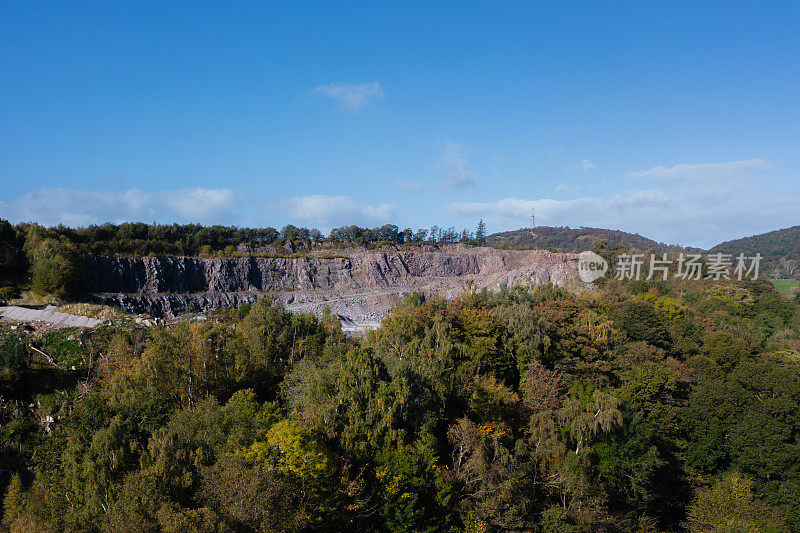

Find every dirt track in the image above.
[0,305,103,328]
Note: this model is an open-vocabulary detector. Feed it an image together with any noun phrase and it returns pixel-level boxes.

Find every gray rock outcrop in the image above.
[86,247,584,327]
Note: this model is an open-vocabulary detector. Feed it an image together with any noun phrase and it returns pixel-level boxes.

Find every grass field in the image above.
[772,279,800,297]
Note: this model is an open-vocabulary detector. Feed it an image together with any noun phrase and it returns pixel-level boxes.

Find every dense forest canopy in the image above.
[712,225,800,257]
[2,218,800,530]
[2,272,800,531]
[0,221,487,260]
[712,225,800,279]
[486,226,667,253]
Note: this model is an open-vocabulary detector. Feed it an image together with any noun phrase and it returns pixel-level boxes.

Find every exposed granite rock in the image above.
[87,252,485,293]
[90,291,262,318]
[86,247,584,325]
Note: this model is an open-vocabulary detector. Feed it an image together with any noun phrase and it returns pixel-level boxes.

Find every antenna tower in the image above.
[531,202,536,229]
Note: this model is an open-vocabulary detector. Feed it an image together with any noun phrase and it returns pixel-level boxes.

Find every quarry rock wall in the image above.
[86,247,583,321]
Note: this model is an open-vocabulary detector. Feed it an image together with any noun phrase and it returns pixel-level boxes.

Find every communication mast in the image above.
[531,202,536,229]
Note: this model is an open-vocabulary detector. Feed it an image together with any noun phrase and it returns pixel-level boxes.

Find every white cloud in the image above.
[160,188,239,220]
[629,159,770,181]
[447,197,533,220]
[628,159,771,203]
[445,187,800,249]
[0,187,239,227]
[581,159,596,171]
[608,189,675,210]
[0,187,398,233]
[440,141,475,188]
[394,179,424,191]
[285,195,397,228]
[312,81,384,112]
[0,188,400,233]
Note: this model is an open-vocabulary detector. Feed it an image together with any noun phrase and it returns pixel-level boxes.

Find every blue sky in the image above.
[1,1,798,248]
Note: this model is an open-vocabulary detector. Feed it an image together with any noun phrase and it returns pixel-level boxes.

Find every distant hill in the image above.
[710,225,800,279]
[710,225,800,257]
[486,226,668,253]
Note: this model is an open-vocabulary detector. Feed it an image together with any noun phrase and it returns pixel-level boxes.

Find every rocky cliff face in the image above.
[87,251,494,293]
[86,246,583,325]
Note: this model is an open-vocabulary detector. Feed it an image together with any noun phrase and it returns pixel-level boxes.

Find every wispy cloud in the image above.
[445,185,799,249]
[446,197,534,220]
[0,187,399,233]
[394,179,424,191]
[312,81,384,112]
[440,141,475,188]
[628,158,771,203]
[0,187,240,227]
[443,158,781,247]
[581,159,596,171]
[285,195,396,228]
[629,159,770,181]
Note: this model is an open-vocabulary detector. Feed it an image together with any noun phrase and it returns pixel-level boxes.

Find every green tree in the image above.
[684,356,800,527]
[475,220,487,244]
[238,299,325,399]
[593,360,690,526]
[446,416,532,530]
[0,332,27,386]
[0,219,23,280]
[201,455,310,532]
[686,472,789,532]
[615,299,673,352]
[375,442,453,532]
[2,472,24,528]
[28,236,88,299]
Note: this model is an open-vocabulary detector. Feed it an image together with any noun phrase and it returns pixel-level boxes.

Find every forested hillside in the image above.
[711,225,800,279]
[486,226,669,253]
[2,275,800,531]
